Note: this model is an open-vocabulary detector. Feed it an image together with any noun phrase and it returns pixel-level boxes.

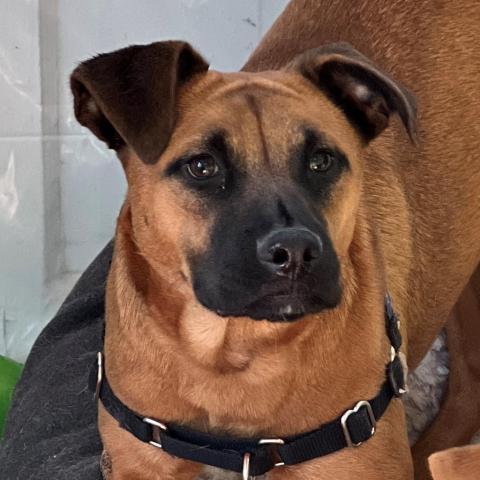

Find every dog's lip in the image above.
[257,280,310,297]
[248,286,319,306]
[211,293,329,321]
[248,291,306,305]
[200,281,341,321]
[244,292,324,320]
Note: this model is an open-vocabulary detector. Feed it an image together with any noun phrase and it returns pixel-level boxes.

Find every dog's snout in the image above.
[257,228,323,276]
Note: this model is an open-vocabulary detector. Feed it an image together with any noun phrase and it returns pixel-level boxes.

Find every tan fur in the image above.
[429,445,480,480]
[81,1,480,479]
[412,267,480,478]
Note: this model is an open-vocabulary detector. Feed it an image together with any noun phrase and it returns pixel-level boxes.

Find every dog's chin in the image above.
[205,294,339,322]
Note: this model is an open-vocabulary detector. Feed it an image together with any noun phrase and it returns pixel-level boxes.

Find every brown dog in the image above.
[429,445,480,480]
[70,0,480,479]
[412,265,480,478]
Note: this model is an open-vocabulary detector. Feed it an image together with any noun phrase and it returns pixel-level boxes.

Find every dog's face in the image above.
[71,41,415,322]
[154,71,359,321]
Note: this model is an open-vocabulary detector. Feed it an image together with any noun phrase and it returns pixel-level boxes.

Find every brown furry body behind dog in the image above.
[70,1,480,479]
[429,444,480,480]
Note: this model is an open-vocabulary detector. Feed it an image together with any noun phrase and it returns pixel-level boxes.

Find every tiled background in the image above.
[0,0,288,360]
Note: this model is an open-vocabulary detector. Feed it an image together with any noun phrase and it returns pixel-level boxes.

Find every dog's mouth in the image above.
[243,278,341,321]
[211,286,338,322]
[244,293,325,321]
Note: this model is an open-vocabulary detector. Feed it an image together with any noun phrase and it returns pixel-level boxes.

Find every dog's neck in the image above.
[104,203,391,437]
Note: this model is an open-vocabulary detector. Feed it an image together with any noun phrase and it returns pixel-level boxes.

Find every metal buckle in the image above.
[242,452,251,480]
[397,351,409,395]
[95,352,103,401]
[258,438,285,467]
[143,417,168,449]
[389,348,409,396]
[243,438,285,479]
[341,400,376,447]
[390,345,396,362]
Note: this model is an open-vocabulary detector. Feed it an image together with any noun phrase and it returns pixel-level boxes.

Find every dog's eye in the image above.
[186,155,219,179]
[309,149,334,173]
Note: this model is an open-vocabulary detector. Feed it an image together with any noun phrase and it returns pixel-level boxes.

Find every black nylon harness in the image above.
[90,294,407,478]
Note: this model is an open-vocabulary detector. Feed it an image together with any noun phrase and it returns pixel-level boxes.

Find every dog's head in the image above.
[71,41,416,322]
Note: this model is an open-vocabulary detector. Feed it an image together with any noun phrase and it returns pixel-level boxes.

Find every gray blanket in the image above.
[0,243,112,480]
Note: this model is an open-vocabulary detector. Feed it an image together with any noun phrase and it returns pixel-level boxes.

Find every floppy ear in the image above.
[70,41,209,164]
[289,42,417,143]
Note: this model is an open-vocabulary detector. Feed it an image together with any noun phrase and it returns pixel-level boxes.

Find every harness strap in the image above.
[90,294,407,477]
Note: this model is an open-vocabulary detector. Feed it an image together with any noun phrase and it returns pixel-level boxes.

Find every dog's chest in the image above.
[197,466,267,480]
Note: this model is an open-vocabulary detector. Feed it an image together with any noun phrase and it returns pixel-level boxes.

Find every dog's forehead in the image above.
[209,70,306,100]
[178,71,349,137]
[185,70,305,100]
[171,70,360,165]
[177,70,309,132]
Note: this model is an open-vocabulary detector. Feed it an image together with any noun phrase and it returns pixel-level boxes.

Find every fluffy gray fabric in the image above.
[404,331,449,445]
[0,242,466,479]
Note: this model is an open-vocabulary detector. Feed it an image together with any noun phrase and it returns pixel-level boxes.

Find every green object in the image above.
[0,355,23,438]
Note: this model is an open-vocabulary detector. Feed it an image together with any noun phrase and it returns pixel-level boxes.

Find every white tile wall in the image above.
[0,138,49,361]
[0,0,42,137]
[61,136,126,272]
[0,0,288,361]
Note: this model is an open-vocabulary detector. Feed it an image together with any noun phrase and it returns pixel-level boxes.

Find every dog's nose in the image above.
[257,228,323,276]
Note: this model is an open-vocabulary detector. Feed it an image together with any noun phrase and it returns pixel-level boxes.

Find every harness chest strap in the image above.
[90,294,408,478]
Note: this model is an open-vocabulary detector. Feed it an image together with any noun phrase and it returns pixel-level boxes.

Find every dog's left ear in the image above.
[70,41,209,164]
[290,42,417,143]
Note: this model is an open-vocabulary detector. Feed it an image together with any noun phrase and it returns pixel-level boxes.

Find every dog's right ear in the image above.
[289,43,417,143]
[70,41,209,164]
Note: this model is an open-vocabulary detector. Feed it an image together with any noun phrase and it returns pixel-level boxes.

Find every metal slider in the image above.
[341,400,376,447]
[258,438,285,467]
[143,417,168,449]
[95,352,103,401]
